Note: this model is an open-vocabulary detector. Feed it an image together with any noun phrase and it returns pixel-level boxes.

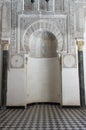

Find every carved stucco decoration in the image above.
[22,19,63,53]
[1,1,11,39]
[11,0,17,50]
[10,0,69,54]
[69,0,86,52]
[63,54,77,68]
[0,0,85,69]
[24,0,64,12]
[74,1,86,38]
[10,54,24,68]
[28,30,57,58]
[67,0,76,53]
[76,39,84,51]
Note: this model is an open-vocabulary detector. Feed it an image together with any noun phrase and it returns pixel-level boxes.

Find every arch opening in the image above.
[23,20,63,53]
[29,30,57,58]
[26,30,61,104]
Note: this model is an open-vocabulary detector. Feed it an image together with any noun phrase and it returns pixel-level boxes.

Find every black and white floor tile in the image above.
[0,104,86,130]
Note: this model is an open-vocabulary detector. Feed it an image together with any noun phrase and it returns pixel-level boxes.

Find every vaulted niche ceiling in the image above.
[29,30,57,58]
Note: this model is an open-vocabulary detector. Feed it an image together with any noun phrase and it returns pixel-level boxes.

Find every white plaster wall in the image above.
[7,69,26,106]
[26,57,61,104]
[62,68,80,106]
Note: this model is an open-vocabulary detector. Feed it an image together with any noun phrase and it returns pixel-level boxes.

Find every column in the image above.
[38,0,40,11]
[76,39,85,107]
[1,40,9,110]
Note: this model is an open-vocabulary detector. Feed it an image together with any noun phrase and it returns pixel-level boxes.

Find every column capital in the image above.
[76,39,84,51]
[1,40,9,50]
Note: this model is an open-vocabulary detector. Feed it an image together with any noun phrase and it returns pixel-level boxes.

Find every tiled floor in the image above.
[0,104,86,130]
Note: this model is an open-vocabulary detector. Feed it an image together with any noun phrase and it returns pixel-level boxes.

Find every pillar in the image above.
[1,40,9,110]
[76,39,85,107]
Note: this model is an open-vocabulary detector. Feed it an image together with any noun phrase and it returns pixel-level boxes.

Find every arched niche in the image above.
[29,30,57,58]
[26,29,61,104]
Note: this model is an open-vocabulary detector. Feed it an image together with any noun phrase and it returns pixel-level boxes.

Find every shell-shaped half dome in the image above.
[29,30,57,58]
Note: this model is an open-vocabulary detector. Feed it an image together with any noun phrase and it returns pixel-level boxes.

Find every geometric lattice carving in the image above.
[10,54,24,68]
[23,20,63,53]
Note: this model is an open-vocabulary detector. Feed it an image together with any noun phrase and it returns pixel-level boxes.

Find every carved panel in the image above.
[17,0,24,12]
[18,14,67,53]
[24,0,33,11]
[64,0,69,12]
[11,0,17,52]
[24,0,64,12]
[62,54,77,68]
[63,0,86,53]
[55,0,64,11]
[28,30,57,58]
[10,54,24,68]
[0,4,2,40]
[68,0,75,52]
[74,1,86,38]
[3,2,11,38]
[69,1,86,54]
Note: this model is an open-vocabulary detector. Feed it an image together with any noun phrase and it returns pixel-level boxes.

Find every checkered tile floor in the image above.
[0,104,86,130]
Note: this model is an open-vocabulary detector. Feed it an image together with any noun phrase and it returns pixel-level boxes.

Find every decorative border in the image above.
[10,54,24,69]
[62,54,77,68]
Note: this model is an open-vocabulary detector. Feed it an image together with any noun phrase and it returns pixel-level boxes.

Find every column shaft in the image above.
[1,50,8,109]
[78,51,85,107]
